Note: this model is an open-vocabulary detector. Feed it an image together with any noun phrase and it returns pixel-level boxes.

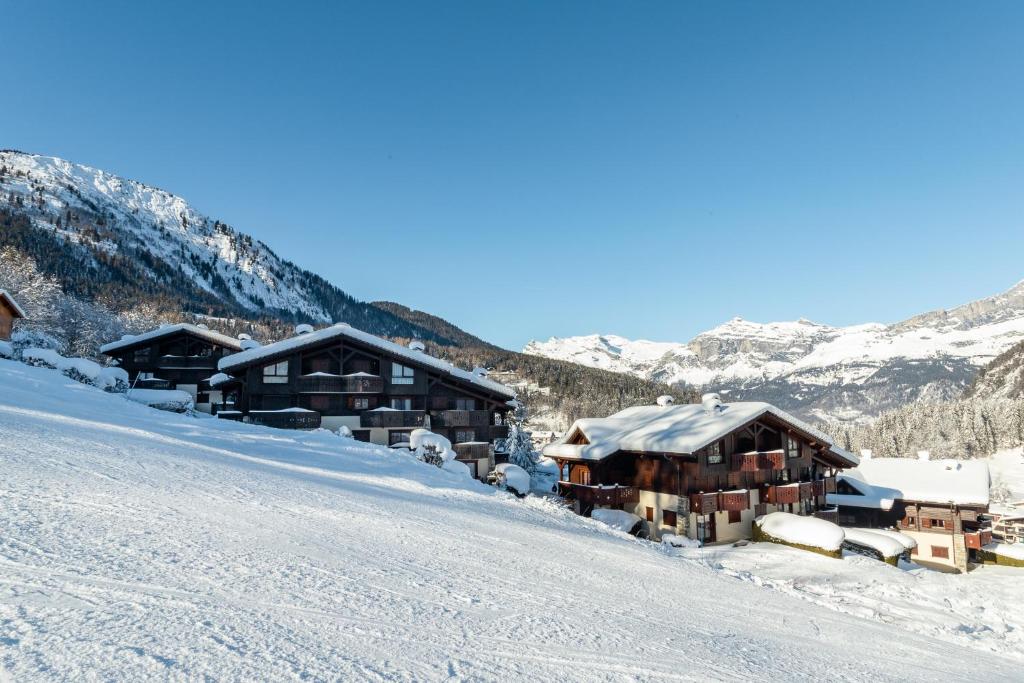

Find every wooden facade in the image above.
[215,331,514,476]
[551,412,849,545]
[0,291,26,341]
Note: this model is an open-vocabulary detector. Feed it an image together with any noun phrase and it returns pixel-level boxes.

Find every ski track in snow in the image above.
[0,360,1021,681]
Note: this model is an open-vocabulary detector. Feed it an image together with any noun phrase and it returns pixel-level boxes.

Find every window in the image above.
[133,348,149,362]
[707,441,723,465]
[663,510,677,527]
[932,518,946,529]
[455,398,476,411]
[454,430,475,443]
[494,412,503,426]
[645,506,654,522]
[389,430,411,445]
[905,516,916,528]
[786,435,800,459]
[391,363,415,384]
[728,510,741,524]
[262,361,289,384]
[351,397,370,410]
[754,504,768,517]
[931,546,949,559]
[390,398,412,411]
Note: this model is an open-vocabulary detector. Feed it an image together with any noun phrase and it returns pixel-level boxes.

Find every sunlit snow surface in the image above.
[1,359,1021,681]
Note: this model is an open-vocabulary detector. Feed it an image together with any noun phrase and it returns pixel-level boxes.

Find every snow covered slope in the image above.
[526,280,1024,422]
[2,360,1021,680]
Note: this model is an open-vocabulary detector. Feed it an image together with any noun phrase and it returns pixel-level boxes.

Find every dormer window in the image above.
[786,435,800,459]
[391,363,415,385]
[263,360,289,384]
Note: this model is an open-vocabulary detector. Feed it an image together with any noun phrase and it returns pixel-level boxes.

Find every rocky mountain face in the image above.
[525,281,1024,423]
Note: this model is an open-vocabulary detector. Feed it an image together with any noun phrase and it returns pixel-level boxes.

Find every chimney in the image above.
[294,323,314,336]
[701,392,723,415]
[408,340,426,352]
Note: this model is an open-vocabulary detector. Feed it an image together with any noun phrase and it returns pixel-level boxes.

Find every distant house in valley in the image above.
[100,324,244,413]
[0,290,26,341]
[542,394,858,544]
[828,452,992,572]
[213,323,516,480]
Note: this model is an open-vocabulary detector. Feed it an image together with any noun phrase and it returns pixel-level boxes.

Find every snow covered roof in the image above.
[543,401,857,466]
[100,323,243,354]
[828,457,991,510]
[217,323,516,399]
[0,290,26,318]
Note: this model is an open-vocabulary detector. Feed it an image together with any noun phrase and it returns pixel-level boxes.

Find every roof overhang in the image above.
[0,290,26,319]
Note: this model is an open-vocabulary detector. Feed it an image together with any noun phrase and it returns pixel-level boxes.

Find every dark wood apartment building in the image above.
[214,323,516,478]
[100,323,244,412]
[0,290,25,341]
[828,454,992,572]
[543,396,857,544]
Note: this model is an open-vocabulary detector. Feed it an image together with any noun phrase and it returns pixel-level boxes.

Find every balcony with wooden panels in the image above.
[718,490,750,512]
[453,442,491,460]
[690,492,719,514]
[730,450,785,472]
[360,410,426,429]
[813,507,839,524]
[490,425,510,440]
[558,482,639,507]
[431,410,492,427]
[965,529,993,550]
[298,373,384,394]
[765,483,801,505]
[156,355,219,370]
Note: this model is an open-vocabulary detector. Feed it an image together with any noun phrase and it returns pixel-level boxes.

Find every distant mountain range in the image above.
[525,280,1024,423]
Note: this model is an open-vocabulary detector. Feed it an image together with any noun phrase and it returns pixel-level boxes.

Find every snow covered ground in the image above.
[1,360,1022,681]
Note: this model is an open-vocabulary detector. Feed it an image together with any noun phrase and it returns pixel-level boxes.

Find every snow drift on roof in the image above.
[829,457,991,509]
[217,323,516,398]
[0,290,27,318]
[543,401,856,466]
[100,323,243,354]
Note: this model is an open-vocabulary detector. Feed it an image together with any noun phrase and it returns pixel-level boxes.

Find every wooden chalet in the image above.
[0,290,26,341]
[100,323,244,413]
[542,395,857,545]
[214,323,517,480]
[828,453,992,572]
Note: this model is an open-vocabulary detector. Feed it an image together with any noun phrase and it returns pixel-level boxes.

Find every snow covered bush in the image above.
[661,533,701,549]
[59,357,102,385]
[409,429,457,468]
[753,513,845,559]
[980,543,1024,568]
[96,367,130,393]
[591,508,642,535]
[0,341,13,359]
[23,347,62,369]
[336,424,354,438]
[491,463,530,497]
[127,389,194,413]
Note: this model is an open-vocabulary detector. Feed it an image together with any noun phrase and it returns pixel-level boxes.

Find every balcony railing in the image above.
[813,507,839,524]
[965,529,993,550]
[490,425,510,440]
[249,409,321,430]
[156,355,219,370]
[558,482,639,506]
[453,442,491,460]
[360,410,426,429]
[730,450,785,472]
[765,483,801,505]
[690,492,719,514]
[432,410,492,427]
[298,373,384,394]
[719,490,750,512]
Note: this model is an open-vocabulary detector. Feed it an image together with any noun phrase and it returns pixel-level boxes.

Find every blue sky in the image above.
[4,2,1024,350]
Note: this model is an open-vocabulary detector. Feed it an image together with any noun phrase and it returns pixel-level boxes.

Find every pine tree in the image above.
[504,400,537,473]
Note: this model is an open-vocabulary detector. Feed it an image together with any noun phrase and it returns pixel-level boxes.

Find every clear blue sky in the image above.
[4,2,1024,350]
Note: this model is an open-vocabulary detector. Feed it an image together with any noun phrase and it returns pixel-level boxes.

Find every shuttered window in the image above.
[663,510,677,527]
[931,546,949,559]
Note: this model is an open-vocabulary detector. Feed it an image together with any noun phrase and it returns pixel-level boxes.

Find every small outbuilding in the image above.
[0,290,26,341]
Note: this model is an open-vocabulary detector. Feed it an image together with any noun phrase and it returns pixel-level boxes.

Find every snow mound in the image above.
[661,533,701,549]
[591,508,642,533]
[96,366,129,392]
[493,463,530,496]
[842,529,907,559]
[756,513,845,553]
[0,340,13,358]
[853,527,917,552]
[127,389,194,413]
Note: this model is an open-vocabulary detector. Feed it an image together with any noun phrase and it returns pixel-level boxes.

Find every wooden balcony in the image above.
[799,482,814,500]
[813,507,839,524]
[766,483,801,505]
[248,409,321,430]
[690,492,719,514]
[156,355,219,370]
[432,410,492,427]
[360,410,426,428]
[490,425,509,440]
[824,476,837,494]
[730,450,785,472]
[453,442,491,460]
[965,529,993,550]
[559,482,638,506]
[298,374,383,394]
[719,490,750,512]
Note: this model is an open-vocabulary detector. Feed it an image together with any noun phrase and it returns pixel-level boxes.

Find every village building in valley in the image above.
[828,452,992,572]
[212,323,516,479]
[542,394,857,544]
[100,324,244,413]
[0,290,26,341]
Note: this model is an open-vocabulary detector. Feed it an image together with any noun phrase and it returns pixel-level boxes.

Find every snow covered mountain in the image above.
[525,280,1024,423]
[0,150,438,339]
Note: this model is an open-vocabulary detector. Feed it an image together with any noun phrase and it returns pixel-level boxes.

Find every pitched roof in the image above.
[543,401,857,466]
[100,323,243,354]
[217,323,517,399]
[828,457,991,509]
[0,290,26,318]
